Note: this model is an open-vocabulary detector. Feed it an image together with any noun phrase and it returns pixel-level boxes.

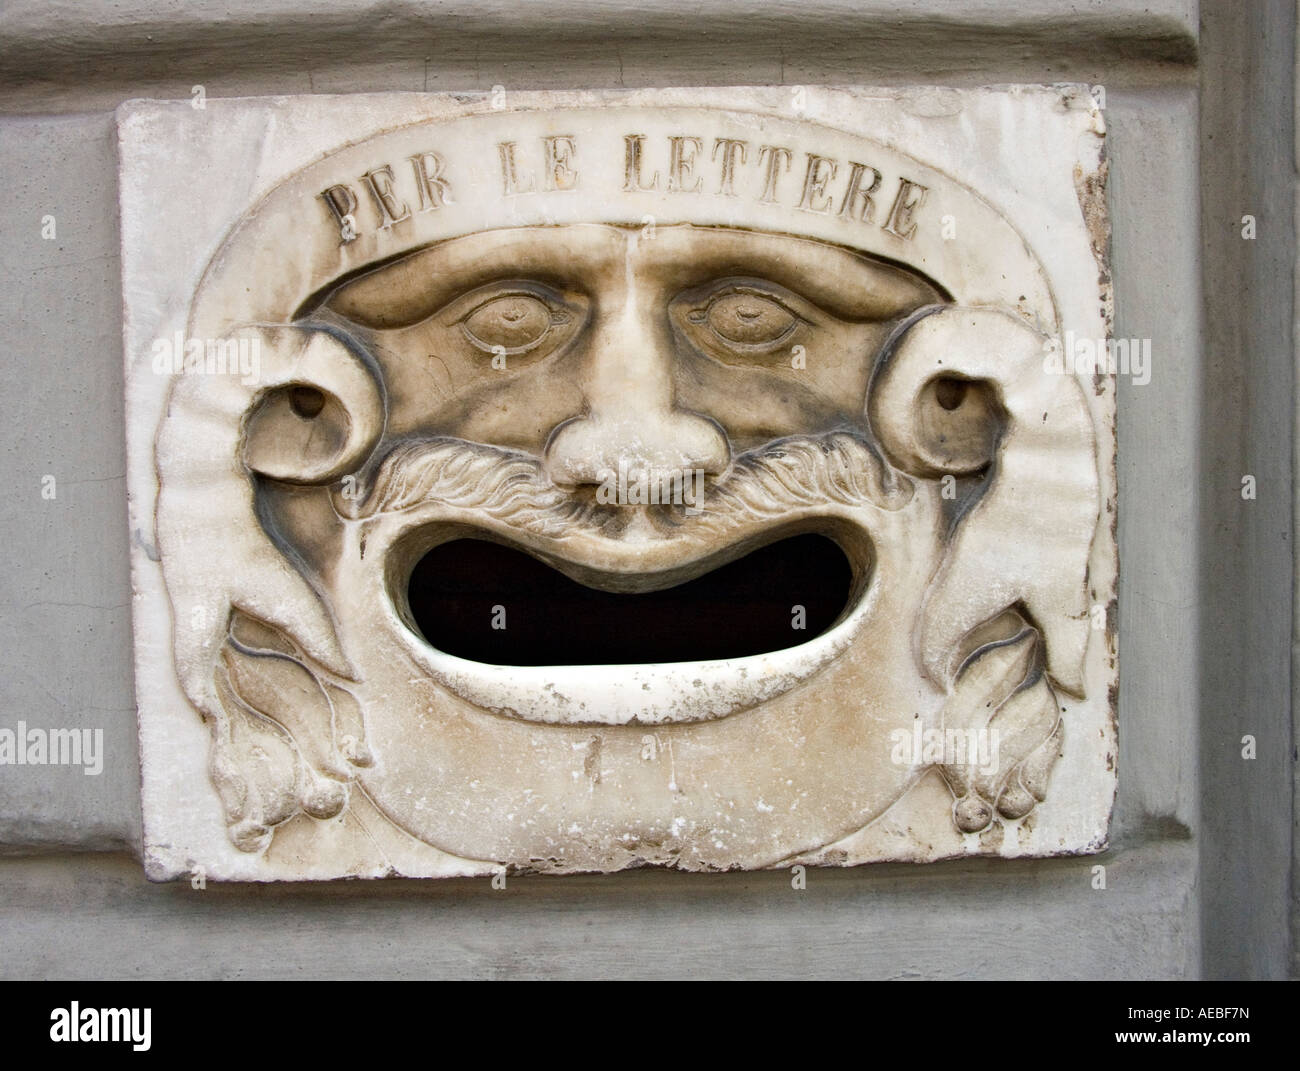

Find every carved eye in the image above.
[690,290,799,350]
[462,293,567,355]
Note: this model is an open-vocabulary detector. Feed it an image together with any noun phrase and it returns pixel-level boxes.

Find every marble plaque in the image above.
[119,87,1116,880]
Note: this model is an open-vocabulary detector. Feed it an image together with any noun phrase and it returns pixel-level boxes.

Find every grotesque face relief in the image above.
[121,89,1117,880]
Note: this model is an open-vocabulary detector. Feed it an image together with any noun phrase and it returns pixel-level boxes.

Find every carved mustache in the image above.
[336,431,913,542]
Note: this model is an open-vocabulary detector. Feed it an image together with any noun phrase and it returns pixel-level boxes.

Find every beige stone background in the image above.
[0,0,1292,979]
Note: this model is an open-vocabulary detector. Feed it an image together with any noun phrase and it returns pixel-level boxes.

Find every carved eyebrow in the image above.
[322,224,944,329]
[322,228,616,329]
[657,229,946,321]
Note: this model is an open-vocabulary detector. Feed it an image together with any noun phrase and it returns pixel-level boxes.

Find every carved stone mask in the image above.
[136,96,1114,877]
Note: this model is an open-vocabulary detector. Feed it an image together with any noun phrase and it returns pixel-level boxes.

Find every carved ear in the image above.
[240,327,386,484]
[155,325,386,710]
[869,306,1099,697]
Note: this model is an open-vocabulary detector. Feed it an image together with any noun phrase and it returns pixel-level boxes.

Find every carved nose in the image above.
[546,409,730,488]
[544,274,729,488]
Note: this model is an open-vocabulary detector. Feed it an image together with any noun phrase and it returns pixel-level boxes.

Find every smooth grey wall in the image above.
[0,0,1291,979]
[1197,0,1296,981]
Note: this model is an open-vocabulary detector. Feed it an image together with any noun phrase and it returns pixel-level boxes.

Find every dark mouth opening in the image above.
[406,533,854,666]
